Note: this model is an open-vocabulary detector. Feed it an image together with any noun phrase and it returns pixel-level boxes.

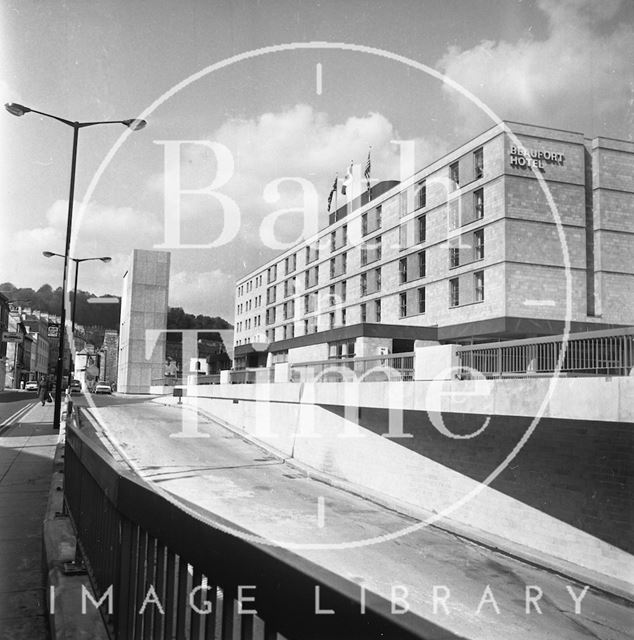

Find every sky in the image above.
[1,0,632,322]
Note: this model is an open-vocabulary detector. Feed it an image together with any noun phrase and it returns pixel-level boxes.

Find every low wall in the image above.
[160,377,634,596]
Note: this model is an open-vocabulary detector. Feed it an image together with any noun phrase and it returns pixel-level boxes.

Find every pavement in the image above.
[86,399,634,640]
[0,399,58,640]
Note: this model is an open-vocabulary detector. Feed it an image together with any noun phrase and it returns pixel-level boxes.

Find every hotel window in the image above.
[341,280,347,302]
[266,286,276,304]
[474,188,484,219]
[329,312,335,330]
[341,308,346,325]
[267,264,277,283]
[417,215,426,243]
[475,271,485,301]
[449,246,460,268]
[418,287,426,314]
[360,303,367,323]
[416,180,426,210]
[266,307,276,325]
[304,295,310,313]
[362,212,368,236]
[399,258,408,284]
[330,258,335,279]
[303,318,309,335]
[376,237,382,261]
[399,292,407,318]
[398,224,407,250]
[449,278,460,307]
[361,244,368,266]
[450,161,460,188]
[474,148,484,180]
[399,190,408,217]
[305,265,319,289]
[284,277,295,298]
[418,250,426,278]
[375,299,382,322]
[329,284,336,306]
[360,272,368,296]
[376,267,382,291]
[342,224,348,246]
[474,229,484,260]
[330,231,336,252]
[342,252,348,273]
[376,205,382,229]
[306,242,319,264]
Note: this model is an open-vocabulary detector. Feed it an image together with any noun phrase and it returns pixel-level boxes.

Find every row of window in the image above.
[237,274,263,297]
[240,146,485,300]
[250,271,485,344]
[236,295,263,315]
[449,271,485,308]
[262,268,485,329]
[450,147,484,189]
[260,224,485,312]
[235,315,263,333]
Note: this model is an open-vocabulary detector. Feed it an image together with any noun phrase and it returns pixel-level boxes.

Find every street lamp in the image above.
[7,102,146,429]
[42,252,112,333]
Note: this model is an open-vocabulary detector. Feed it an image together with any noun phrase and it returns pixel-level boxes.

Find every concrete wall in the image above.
[160,376,634,592]
[118,250,170,394]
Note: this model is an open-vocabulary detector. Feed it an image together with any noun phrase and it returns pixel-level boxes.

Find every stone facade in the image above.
[233,121,634,360]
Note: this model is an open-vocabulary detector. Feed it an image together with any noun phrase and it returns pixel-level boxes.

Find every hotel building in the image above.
[232,121,634,369]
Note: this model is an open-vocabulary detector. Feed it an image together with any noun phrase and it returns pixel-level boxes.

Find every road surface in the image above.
[81,396,633,640]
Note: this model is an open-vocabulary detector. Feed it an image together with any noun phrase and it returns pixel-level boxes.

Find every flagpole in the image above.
[366,146,372,200]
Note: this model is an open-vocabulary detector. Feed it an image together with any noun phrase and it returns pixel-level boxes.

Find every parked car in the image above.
[25,380,38,391]
[69,380,82,394]
[94,382,112,395]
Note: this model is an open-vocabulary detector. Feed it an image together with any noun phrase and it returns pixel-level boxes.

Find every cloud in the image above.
[437,0,634,130]
[147,104,438,239]
[0,200,161,296]
[10,106,443,322]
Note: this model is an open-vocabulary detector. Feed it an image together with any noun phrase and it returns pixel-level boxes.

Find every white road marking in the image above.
[317,496,326,528]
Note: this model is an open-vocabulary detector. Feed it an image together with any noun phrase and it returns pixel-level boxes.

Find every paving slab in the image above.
[0,402,58,640]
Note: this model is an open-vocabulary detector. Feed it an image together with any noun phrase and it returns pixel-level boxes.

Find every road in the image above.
[0,390,39,433]
[80,395,633,640]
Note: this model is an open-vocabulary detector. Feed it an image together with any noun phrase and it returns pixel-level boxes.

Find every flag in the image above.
[364,149,371,192]
[341,161,353,196]
[327,175,338,212]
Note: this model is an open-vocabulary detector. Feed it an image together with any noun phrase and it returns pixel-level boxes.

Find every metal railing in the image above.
[290,353,415,382]
[64,409,448,640]
[228,367,274,384]
[457,327,634,378]
[151,374,221,386]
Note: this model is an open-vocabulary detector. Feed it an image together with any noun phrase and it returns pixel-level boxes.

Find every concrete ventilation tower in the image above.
[117,250,170,393]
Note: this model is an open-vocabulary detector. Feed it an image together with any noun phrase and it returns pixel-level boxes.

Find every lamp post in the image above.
[6,102,146,429]
[42,252,112,334]
[43,252,112,391]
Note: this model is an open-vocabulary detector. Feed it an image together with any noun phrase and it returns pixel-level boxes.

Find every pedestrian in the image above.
[38,377,50,406]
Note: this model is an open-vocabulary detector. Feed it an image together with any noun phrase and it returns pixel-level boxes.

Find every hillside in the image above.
[0,282,232,338]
